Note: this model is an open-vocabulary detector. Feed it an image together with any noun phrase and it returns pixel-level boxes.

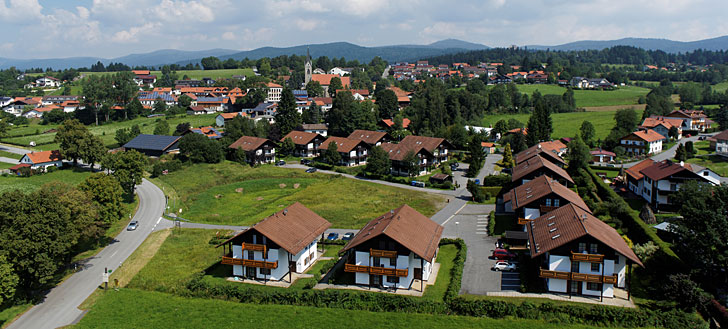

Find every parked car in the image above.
[305,167,317,173]
[276,160,286,166]
[326,232,339,240]
[492,248,516,260]
[127,221,139,231]
[492,261,517,272]
[699,136,707,140]
[411,181,426,187]
[342,232,355,241]
[474,179,481,185]
[301,159,312,165]
[685,134,691,138]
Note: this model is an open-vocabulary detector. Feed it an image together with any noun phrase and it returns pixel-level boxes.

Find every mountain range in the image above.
[1,36,727,70]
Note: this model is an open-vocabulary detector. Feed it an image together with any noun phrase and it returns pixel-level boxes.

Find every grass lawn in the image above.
[481,109,644,141]
[3,114,218,149]
[151,162,446,228]
[513,84,650,108]
[693,140,713,156]
[322,244,344,258]
[0,167,92,194]
[686,155,728,176]
[0,304,32,329]
[0,162,15,170]
[73,288,598,329]
[0,151,22,160]
[713,81,728,93]
[422,244,457,301]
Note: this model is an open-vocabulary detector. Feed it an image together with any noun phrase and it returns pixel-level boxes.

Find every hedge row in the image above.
[439,238,466,302]
[585,168,681,263]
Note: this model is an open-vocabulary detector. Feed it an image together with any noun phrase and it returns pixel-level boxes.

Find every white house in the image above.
[281,131,325,158]
[341,205,443,291]
[527,204,643,299]
[689,164,722,186]
[714,130,728,158]
[19,150,63,170]
[620,129,663,155]
[328,67,351,76]
[217,202,331,282]
[266,82,283,103]
[638,160,713,210]
[35,76,61,88]
[301,123,328,137]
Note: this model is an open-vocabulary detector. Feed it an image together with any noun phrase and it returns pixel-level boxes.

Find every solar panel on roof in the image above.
[123,134,181,151]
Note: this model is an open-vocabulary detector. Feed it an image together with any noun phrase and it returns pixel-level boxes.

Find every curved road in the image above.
[8,179,167,329]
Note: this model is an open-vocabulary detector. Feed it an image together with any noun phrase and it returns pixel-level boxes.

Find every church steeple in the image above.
[304,46,312,85]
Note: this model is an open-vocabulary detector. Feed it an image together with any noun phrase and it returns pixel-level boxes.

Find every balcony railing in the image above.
[241,243,267,253]
[570,252,604,263]
[539,269,617,284]
[221,255,278,269]
[540,205,559,213]
[344,263,408,277]
[370,249,397,258]
[518,217,533,225]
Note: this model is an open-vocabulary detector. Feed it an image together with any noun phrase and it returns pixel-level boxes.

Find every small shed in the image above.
[429,173,452,184]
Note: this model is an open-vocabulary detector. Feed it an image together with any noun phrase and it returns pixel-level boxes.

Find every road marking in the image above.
[441,203,468,226]
[110,250,118,258]
[476,225,488,227]
[476,232,488,234]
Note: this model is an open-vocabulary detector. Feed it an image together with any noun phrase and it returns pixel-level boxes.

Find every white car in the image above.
[492,261,517,272]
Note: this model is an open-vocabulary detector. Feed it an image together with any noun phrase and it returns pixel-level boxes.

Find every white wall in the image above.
[354,251,370,285]
[548,255,569,293]
[614,255,627,288]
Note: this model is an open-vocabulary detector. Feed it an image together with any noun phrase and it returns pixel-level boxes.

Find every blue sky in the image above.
[1,0,727,59]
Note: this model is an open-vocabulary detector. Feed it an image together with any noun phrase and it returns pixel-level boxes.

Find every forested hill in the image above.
[422,46,728,66]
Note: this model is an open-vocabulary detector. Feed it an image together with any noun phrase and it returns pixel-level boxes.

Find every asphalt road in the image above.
[620,133,708,168]
[0,143,33,155]
[8,179,167,329]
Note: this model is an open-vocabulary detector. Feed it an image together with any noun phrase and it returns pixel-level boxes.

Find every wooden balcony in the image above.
[221,256,278,269]
[539,269,617,284]
[570,252,604,263]
[344,264,408,277]
[370,249,397,258]
[518,217,533,225]
[241,243,267,253]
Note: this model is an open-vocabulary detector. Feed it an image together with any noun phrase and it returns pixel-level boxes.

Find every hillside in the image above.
[527,36,728,52]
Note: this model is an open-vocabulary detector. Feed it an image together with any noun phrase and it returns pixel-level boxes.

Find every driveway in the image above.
[621,133,707,168]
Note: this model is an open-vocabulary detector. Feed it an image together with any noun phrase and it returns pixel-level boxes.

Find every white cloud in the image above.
[222,31,236,40]
[111,23,160,43]
[0,0,43,22]
[295,19,322,31]
[154,0,215,23]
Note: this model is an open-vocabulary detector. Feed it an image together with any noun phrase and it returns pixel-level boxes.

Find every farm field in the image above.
[513,84,650,107]
[481,109,644,140]
[72,288,599,329]
[151,162,446,228]
[0,168,92,194]
[712,81,728,93]
[3,113,218,150]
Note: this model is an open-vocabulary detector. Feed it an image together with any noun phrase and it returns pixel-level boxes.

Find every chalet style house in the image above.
[228,136,277,165]
[619,129,663,155]
[528,204,643,299]
[318,137,370,167]
[379,136,453,176]
[281,131,325,158]
[714,130,728,158]
[511,155,574,187]
[217,202,331,282]
[341,205,443,291]
[347,129,391,146]
[515,143,567,168]
[637,160,712,210]
[503,175,590,227]
[665,110,709,132]
[640,116,683,140]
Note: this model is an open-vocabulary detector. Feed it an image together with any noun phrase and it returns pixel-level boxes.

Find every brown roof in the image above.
[539,140,567,153]
[527,204,643,266]
[218,112,244,119]
[219,202,331,255]
[23,150,62,164]
[430,173,450,181]
[514,144,566,165]
[641,117,683,130]
[379,142,430,161]
[714,130,728,141]
[399,135,451,153]
[511,155,573,184]
[282,130,322,145]
[342,205,443,261]
[503,175,590,212]
[640,160,696,181]
[228,136,273,151]
[317,136,368,153]
[629,129,665,143]
[625,159,654,181]
[347,130,389,145]
[301,123,327,131]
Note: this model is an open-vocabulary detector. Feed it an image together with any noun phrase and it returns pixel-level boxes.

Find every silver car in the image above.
[127,221,139,231]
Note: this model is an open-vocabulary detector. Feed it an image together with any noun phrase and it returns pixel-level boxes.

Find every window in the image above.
[570,281,579,293]
[591,263,600,272]
[545,198,552,206]
[304,257,309,266]
[587,282,600,291]
[387,276,399,283]
[578,243,586,252]
[589,243,598,254]
[571,261,579,272]
[260,268,271,275]
[703,171,709,176]
[554,199,560,207]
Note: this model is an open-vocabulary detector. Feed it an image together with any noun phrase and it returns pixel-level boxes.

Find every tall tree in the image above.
[178,133,223,164]
[0,254,18,305]
[274,88,301,136]
[82,75,110,125]
[305,80,324,98]
[324,142,341,165]
[580,121,596,147]
[328,76,343,95]
[675,143,687,162]
[54,119,92,166]
[78,173,125,225]
[101,150,148,194]
[365,146,391,177]
[502,143,515,168]
[80,134,105,168]
[402,150,420,177]
[567,135,591,173]
[376,89,398,119]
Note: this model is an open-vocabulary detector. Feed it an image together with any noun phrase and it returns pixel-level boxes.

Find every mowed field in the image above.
[73,288,600,329]
[481,108,644,140]
[0,168,92,194]
[514,84,650,108]
[3,114,218,150]
[151,162,446,228]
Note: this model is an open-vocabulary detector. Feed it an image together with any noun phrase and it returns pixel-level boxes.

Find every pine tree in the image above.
[675,144,687,162]
[502,143,515,168]
[274,88,301,136]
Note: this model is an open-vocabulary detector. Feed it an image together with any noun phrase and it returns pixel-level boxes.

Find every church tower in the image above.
[304,47,312,84]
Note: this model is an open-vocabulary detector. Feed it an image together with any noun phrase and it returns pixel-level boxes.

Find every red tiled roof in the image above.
[229,136,273,151]
[713,130,728,141]
[641,117,683,130]
[381,118,410,129]
[481,142,495,148]
[23,150,62,164]
[342,205,443,261]
[625,159,654,181]
[590,149,616,156]
[282,130,321,145]
[515,143,566,165]
[640,160,695,181]
[347,130,388,145]
[627,129,664,143]
[310,74,350,87]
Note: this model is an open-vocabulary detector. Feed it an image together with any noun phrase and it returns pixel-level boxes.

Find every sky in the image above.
[1,0,728,59]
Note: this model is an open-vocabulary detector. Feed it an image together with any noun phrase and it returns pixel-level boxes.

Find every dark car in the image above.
[276,160,286,166]
[305,167,317,173]
[342,232,355,241]
[492,248,516,260]
[301,159,312,165]
[126,221,139,231]
[326,232,339,240]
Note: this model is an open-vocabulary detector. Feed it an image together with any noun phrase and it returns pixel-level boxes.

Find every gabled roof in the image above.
[590,149,616,157]
[515,144,566,165]
[481,142,495,148]
[381,118,410,128]
[714,130,728,141]
[229,136,274,151]
[527,204,643,267]
[641,116,683,130]
[398,135,452,153]
[512,155,573,184]
[640,160,698,181]
[347,130,389,145]
[539,140,567,153]
[22,150,62,164]
[379,142,432,161]
[625,129,664,143]
[123,134,181,152]
[503,175,590,212]
[310,74,351,87]
[317,136,368,153]
[301,123,327,131]
[220,202,331,255]
[282,130,322,145]
[625,159,654,181]
[218,112,245,119]
[342,205,443,261]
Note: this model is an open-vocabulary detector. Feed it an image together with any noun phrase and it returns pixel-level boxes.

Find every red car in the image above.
[492,248,516,260]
